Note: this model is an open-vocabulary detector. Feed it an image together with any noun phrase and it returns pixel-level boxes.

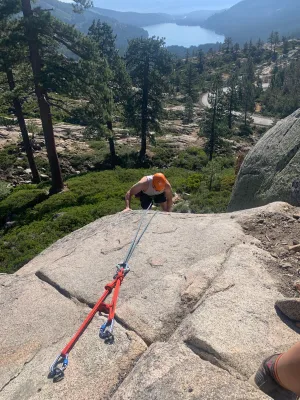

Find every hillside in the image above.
[86,7,174,27]
[202,0,300,43]
[175,9,220,26]
[38,0,148,49]
[91,0,237,13]
[92,8,218,28]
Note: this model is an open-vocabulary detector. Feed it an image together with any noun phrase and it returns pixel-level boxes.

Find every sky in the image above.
[60,0,239,13]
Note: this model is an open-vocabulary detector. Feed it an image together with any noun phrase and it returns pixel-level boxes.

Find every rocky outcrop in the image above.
[228,109,300,211]
[1,202,299,399]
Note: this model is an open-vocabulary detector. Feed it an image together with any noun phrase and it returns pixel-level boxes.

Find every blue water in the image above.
[144,23,224,47]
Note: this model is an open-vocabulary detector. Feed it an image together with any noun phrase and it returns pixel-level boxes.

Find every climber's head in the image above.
[152,173,167,192]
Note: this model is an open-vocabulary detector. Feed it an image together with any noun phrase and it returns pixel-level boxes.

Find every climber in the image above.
[249,341,300,399]
[124,173,173,212]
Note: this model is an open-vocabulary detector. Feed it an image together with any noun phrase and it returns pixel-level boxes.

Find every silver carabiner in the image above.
[49,354,68,381]
[99,318,114,340]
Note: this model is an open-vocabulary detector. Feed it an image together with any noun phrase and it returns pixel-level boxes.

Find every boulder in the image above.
[276,298,300,321]
[228,109,300,211]
[111,342,270,400]
[2,203,299,399]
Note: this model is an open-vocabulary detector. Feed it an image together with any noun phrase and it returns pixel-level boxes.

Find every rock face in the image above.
[228,109,300,211]
[1,202,299,399]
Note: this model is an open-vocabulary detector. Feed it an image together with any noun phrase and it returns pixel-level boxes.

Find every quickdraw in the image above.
[49,205,156,381]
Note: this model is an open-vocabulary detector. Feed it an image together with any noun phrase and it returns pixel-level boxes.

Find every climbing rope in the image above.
[49,205,157,381]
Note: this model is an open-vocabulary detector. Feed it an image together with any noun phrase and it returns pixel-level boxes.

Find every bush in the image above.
[0,189,48,223]
[189,189,232,214]
[0,181,12,201]
[151,144,177,168]
[0,145,18,171]
[238,124,253,136]
[172,147,208,170]
[33,191,78,218]
[172,201,190,213]
[179,173,202,193]
[220,173,236,192]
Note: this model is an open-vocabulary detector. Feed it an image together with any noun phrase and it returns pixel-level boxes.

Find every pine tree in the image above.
[202,74,225,161]
[21,0,64,194]
[243,42,249,55]
[244,56,255,83]
[225,72,239,129]
[196,50,205,74]
[183,96,194,124]
[0,1,40,183]
[268,31,275,52]
[282,36,289,55]
[125,37,172,160]
[256,38,264,50]
[223,37,233,53]
[233,43,240,54]
[239,71,255,127]
[185,49,189,64]
[183,62,198,102]
[273,31,280,56]
[88,20,131,166]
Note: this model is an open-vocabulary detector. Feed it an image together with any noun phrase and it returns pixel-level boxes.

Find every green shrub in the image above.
[33,191,78,218]
[189,189,231,214]
[0,145,18,171]
[151,144,177,168]
[0,181,12,201]
[88,140,107,151]
[35,157,50,173]
[179,173,202,193]
[0,189,48,223]
[172,201,190,213]
[0,219,63,273]
[238,124,253,136]
[172,147,208,171]
[220,173,236,192]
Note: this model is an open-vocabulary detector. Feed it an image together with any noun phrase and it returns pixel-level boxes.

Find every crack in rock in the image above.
[52,247,77,264]
[184,339,245,381]
[35,270,94,309]
[35,270,148,347]
[151,228,178,235]
[202,283,236,302]
[101,241,131,255]
[0,352,37,392]
[190,245,237,312]
[275,140,300,174]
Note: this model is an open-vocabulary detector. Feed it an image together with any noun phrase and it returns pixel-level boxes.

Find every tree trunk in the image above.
[21,0,63,194]
[140,56,149,160]
[5,66,40,184]
[107,120,116,168]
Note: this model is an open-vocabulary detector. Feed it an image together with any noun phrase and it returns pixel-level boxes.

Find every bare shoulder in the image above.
[133,176,148,191]
[165,179,172,190]
[139,176,148,184]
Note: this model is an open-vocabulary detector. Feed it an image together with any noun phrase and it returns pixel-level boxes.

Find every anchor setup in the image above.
[49,206,156,381]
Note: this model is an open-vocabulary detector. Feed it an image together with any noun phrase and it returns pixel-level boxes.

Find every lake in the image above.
[143,23,224,47]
